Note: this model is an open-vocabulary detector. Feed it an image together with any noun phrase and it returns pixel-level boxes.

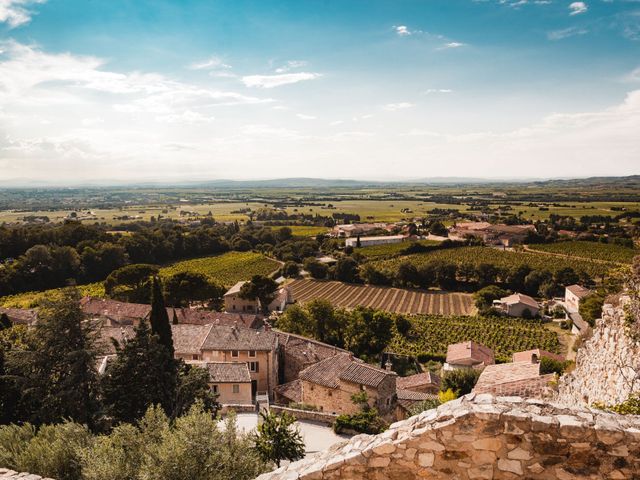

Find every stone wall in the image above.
[557,296,640,407]
[256,393,640,480]
[271,405,338,425]
[0,468,54,480]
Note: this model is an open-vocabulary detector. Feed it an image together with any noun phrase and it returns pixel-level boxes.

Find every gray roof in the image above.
[299,352,395,389]
[200,362,251,383]
[201,324,277,351]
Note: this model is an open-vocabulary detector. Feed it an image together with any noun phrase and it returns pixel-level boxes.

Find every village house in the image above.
[276,352,397,416]
[512,349,564,364]
[330,223,391,238]
[493,293,540,318]
[199,324,278,398]
[223,282,291,314]
[0,306,38,325]
[188,361,253,408]
[396,371,441,394]
[565,284,591,313]
[444,341,495,371]
[473,358,556,399]
[449,222,535,247]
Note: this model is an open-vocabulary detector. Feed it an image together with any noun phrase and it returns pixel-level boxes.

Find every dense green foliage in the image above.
[539,356,572,376]
[252,411,305,468]
[0,405,268,480]
[440,369,481,396]
[354,240,440,260]
[239,275,279,314]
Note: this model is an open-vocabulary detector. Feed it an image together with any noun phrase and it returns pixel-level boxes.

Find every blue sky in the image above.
[0,0,639,183]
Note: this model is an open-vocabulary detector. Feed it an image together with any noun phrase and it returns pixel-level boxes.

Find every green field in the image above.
[388,314,561,362]
[0,251,280,308]
[284,225,330,237]
[354,240,440,260]
[527,241,639,264]
[374,246,612,278]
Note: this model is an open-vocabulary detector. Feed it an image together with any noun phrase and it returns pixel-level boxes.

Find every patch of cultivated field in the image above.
[1,251,280,308]
[527,241,639,264]
[287,279,475,316]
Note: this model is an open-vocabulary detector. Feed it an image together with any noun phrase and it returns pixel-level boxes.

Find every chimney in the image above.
[385,359,393,372]
[531,353,539,364]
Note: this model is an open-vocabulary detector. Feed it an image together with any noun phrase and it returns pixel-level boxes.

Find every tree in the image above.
[303,257,328,279]
[429,222,448,237]
[164,271,225,308]
[10,288,101,427]
[396,261,420,288]
[0,313,11,330]
[253,410,305,468]
[580,292,605,327]
[307,299,341,345]
[441,369,480,396]
[104,264,159,303]
[239,275,278,315]
[282,261,300,278]
[150,276,174,356]
[101,321,177,424]
[172,363,220,419]
[334,257,359,283]
[276,304,313,337]
[474,286,508,311]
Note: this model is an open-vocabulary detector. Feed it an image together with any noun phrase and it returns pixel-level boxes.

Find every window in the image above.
[232,384,240,394]
[360,384,366,391]
[386,398,390,406]
[212,385,218,394]
[249,361,259,372]
[248,350,256,358]
[192,355,199,360]
[231,350,239,358]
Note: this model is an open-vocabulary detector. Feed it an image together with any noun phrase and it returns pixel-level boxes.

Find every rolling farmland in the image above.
[527,241,639,264]
[287,279,475,316]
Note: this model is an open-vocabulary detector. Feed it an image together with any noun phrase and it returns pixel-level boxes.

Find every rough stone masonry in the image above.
[256,393,640,480]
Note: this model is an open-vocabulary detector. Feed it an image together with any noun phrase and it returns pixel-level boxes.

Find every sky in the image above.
[0,0,639,184]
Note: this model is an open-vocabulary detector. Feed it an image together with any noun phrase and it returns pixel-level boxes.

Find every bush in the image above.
[539,356,571,376]
[440,369,481,396]
[333,409,387,435]
[407,398,441,417]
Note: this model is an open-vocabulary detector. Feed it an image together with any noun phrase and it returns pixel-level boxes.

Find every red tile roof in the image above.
[397,372,440,390]
[566,284,591,299]
[0,307,38,325]
[473,362,556,398]
[299,353,395,389]
[274,379,302,403]
[446,341,495,366]
[512,349,564,363]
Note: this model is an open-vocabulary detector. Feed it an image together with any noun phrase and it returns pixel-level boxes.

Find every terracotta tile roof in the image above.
[171,324,212,355]
[512,349,564,363]
[0,307,38,325]
[201,324,277,351]
[194,362,251,383]
[275,331,348,364]
[299,353,395,389]
[499,293,539,310]
[274,379,302,403]
[81,297,151,323]
[169,308,262,329]
[397,372,440,390]
[474,362,556,398]
[396,389,438,402]
[566,284,591,299]
[446,341,495,366]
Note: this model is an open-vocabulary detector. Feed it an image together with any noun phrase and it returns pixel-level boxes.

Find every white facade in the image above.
[347,235,405,248]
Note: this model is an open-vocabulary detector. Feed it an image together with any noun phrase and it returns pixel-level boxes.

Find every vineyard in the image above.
[160,251,280,287]
[285,225,330,237]
[527,241,639,264]
[287,279,475,316]
[388,314,561,362]
[0,251,280,308]
[355,240,440,260]
[373,246,612,278]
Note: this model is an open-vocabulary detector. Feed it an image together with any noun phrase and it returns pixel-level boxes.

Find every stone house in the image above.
[512,349,564,364]
[294,353,397,416]
[565,284,591,312]
[473,360,556,399]
[444,341,495,371]
[199,324,278,398]
[493,293,540,318]
[224,281,260,314]
[0,306,38,325]
[396,371,441,394]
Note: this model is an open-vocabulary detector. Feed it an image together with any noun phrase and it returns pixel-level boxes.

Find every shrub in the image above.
[440,369,481,396]
[333,409,387,435]
[539,356,571,376]
[438,389,458,403]
[407,398,441,417]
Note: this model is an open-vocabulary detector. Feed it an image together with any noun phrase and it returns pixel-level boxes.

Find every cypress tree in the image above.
[150,276,174,356]
[0,313,11,330]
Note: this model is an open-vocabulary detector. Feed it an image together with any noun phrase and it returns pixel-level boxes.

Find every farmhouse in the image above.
[493,292,540,317]
[473,359,555,399]
[330,223,390,238]
[291,352,397,416]
[449,221,535,247]
[565,284,591,312]
[444,341,495,371]
[223,282,291,314]
[396,371,440,394]
[345,234,406,248]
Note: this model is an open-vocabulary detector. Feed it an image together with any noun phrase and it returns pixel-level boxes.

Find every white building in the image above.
[346,235,406,248]
[564,284,591,313]
[493,293,540,318]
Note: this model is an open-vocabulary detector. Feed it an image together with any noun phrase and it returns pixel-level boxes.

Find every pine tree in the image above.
[150,276,174,356]
[101,321,177,424]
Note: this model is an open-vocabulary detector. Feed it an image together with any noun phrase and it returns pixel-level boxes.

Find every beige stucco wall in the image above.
[507,302,539,317]
[224,293,259,313]
[213,382,252,405]
[201,349,277,395]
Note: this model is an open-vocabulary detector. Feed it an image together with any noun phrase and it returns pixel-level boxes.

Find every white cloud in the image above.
[275,60,308,73]
[547,26,588,40]
[569,1,588,16]
[395,25,412,36]
[241,72,321,88]
[622,66,640,83]
[441,42,466,49]
[422,89,453,94]
[0,0,45,28]
[188,56,231,70]
[383,102,414,111]
[296,113,316,120]
[155,111,215,124]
